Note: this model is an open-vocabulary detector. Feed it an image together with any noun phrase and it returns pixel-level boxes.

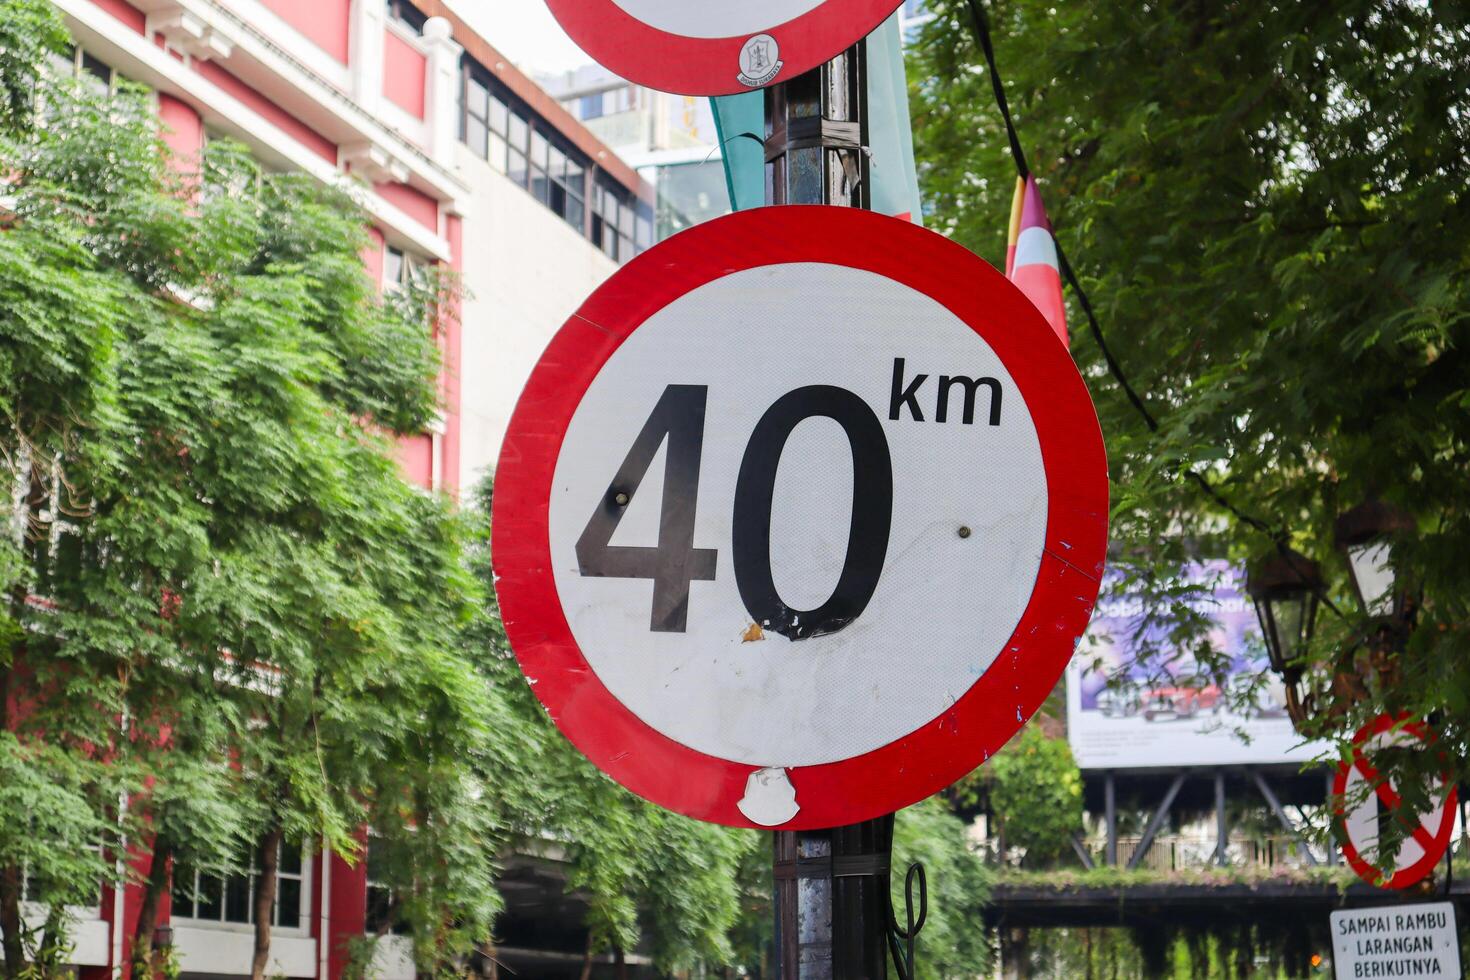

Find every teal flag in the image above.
[710,12,922,224]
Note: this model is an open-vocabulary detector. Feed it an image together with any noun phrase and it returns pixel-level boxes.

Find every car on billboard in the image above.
[1096,680,1144,718]
[1140,683,1222,721]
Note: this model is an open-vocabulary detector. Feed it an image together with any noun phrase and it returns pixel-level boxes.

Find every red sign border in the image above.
[1332,713,1458,890]
[543,0,905,97]
[492,206,1109,829]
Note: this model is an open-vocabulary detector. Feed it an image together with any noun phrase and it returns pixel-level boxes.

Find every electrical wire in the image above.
[962,0,1348,617]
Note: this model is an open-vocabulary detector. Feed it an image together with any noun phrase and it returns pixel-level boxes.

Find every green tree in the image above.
[468,479,758,975]
[955,724,1083,867]
[891,797,993,980]
[910,0,1470,807]
[0,3,499,974]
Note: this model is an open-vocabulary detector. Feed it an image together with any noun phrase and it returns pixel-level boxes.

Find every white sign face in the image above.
[1330,903,1461,980]
[548,264,1048,767]
[1336,722,1457,888]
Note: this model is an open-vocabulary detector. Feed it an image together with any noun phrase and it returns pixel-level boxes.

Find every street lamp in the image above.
[1333,499,1415,623]
[1246,549,1324,675]
[1246,549,1324,727]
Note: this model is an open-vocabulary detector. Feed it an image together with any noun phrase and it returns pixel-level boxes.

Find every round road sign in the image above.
[543,0,905,96]
[1333,714,1458,889]
[492,206,1108,829]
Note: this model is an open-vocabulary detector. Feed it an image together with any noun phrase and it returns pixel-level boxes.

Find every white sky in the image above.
[447,2,593,75]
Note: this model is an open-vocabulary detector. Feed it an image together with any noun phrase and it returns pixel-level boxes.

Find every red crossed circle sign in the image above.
[492,207,1108,829]
[543,0,905,96]
[1333,714,1458,889]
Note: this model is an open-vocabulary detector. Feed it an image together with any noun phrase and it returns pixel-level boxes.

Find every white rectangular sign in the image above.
[1330,903,1461,980]
[1066,561,1325,769]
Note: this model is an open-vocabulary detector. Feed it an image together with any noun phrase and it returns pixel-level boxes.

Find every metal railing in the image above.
[981,834,1324,871]
[1098,834,1321,871]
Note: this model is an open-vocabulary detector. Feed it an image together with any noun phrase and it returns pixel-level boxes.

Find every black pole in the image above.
[765,41,887,980]
[1214,769,1228,867]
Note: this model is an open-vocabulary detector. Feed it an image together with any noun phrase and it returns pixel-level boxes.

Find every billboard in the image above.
[1066,561,1324,769]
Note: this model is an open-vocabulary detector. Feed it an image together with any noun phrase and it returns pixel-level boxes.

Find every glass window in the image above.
[387,0,427,35]
[579,93,603,120]
[171,841,306,929]
[507,148,527,188]
[365,839,410,936]
[488,132,507,174]
[466,78,489,120]
[384,247,405,291]
[508,113,528,153]
[489,96,508,134]
[465,115,488,157]
[79,51,112,95]
[653,159,731,240]
[224,873,250,923]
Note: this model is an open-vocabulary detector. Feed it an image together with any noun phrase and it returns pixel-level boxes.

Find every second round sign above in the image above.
[543,0,907,95]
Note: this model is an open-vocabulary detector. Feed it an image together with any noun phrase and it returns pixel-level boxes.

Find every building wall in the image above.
[453,142,620,494]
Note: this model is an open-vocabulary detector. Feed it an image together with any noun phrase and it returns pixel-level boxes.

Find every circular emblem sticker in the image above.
[493,207,1109,828]
[738,34,784,88]
[543,0,906,96]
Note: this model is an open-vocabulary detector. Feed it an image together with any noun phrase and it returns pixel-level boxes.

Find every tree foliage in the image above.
[891,797,993,980]
[955,724,1082,866]
[467,479,758,974]
[0,1,495,973]
[909,0,1470,832]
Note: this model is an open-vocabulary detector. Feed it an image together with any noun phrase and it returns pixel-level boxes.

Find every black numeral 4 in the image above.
[575,385,718,633]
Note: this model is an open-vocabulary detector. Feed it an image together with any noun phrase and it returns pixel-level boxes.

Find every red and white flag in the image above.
[1005,175,1068,349]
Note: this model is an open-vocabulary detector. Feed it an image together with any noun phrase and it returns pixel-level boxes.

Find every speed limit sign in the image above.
[543,0,905,96]
[492,206,1108,829]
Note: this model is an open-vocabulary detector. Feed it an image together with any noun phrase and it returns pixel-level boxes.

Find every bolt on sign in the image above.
[1329,903,1461,980]
[492,207,1108,829]
[1333,714,1458,890]
[543,0,907,96]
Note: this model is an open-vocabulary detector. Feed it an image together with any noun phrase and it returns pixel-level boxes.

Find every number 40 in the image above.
[576,384,894,638]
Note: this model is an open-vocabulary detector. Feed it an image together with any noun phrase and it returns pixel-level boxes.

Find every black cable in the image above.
[962,0,1345,605]
[964,0,1030,179]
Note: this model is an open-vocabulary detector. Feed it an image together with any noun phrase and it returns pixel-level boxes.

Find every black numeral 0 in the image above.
[576,384,893,638]
[732,386,893,640]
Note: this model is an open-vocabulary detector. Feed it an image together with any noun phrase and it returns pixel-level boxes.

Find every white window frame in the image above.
[170,841,312,938]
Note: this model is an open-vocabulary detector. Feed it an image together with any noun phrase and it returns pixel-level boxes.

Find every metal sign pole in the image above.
[765,42,889,980]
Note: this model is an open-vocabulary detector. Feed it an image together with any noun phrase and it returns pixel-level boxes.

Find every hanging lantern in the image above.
[1246,550,1324,675]
[1334,500,1414,622]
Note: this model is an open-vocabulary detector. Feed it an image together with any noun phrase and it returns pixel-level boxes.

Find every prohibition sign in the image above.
[492,207,1109,829]
[1333,714,1458,890]
[542,0,905,96]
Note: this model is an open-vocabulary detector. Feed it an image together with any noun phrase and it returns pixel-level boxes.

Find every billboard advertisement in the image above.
[1066,561,1324,769]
